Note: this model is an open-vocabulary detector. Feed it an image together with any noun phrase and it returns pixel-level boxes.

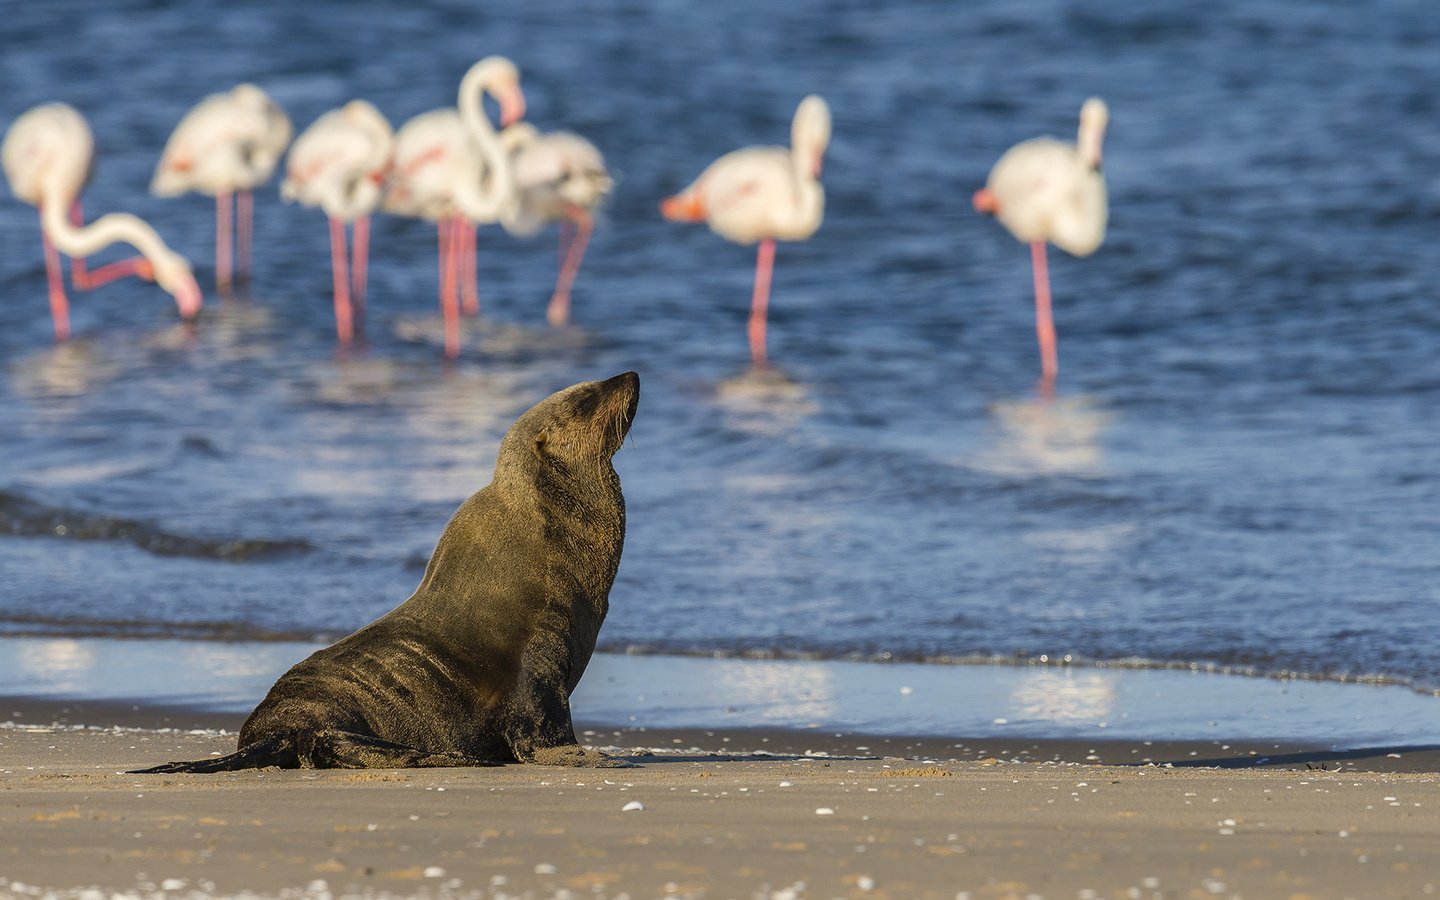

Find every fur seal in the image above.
[132,371,639,772]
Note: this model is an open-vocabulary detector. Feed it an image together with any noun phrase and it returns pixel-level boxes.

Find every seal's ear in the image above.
[534,432,548,457]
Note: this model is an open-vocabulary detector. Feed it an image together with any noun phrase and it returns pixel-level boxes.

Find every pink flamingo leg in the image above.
[1030,240,1059,388]
[237,189,253,286]
[67,202,149,289]
[548,208,593,327]
[39,216,71,341]
[558,219,573,272]
[437,218,451,311]
[351,215,370,334]
[440,214,463,358]
[748,238,776,368]
[216,191,234,293]
[72,257,152,288]
[460,220,479,316]
[328,217,354,344]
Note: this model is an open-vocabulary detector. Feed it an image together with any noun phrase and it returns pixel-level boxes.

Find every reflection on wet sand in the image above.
[16,640,97,694]
[0,637,320,711]
[181,643,291,680]
[1009,671,1116,724]
[711,660,837,725]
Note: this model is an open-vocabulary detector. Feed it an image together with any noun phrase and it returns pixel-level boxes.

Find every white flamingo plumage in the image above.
[973,98,1109,391]
[2,102,202,339]
[499,122,612,326]
[281,100,394,344]
[661,95,831,368]
[152,83,292,293]
[385,56,525,358]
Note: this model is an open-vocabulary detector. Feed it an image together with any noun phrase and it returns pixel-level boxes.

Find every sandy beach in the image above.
[3,699,1438,900]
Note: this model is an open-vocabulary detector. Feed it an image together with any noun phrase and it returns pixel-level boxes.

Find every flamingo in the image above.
[2,102,202,340]
[152,83,292,294]
[281,100,394,344]
[973,98,1109,390]
[661,95,831,368]
[498,121,612,326]
[384,56,525,358]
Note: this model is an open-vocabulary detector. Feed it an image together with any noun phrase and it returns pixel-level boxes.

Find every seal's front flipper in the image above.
[503,677,635,768]
[302,729,502,769]
[128,735,299,774]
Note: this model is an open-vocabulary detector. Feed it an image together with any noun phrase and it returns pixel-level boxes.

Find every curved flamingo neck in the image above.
[40,194,199,317]
[1077,99,1108,168]
[40,194,175,267]
[782,131,825,233]
[454,67,513,220]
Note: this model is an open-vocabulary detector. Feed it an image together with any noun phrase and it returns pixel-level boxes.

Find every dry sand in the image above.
[2,700,1438,900]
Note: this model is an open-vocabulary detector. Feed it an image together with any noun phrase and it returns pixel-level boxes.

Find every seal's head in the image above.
[497,372,639,484]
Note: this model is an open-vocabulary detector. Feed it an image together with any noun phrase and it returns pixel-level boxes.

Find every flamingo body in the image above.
[283,100,395,344]
[384,56,525,356]
[501,124,612,237]
[385,110,478,221]
[152,83,292,292]
[283,100,393,221]
[663,143,825,245]
[385,57,524,224]
[152,84,292,197]
[979,138,1106,257]
[2,103,93,207]
[974,98,1109,388]
[661,94,831,366]
[2,103,202,338]
[499,122,612,325]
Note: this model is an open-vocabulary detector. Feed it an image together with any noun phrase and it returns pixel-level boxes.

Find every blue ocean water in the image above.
[1,0,1439,698]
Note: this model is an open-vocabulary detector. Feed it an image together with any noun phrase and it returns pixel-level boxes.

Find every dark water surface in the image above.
[2,1,1439,701]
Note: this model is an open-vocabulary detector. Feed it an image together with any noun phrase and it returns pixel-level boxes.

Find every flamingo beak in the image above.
[972,187,999,214]
[660,192,705,221]
[500,86,527,128]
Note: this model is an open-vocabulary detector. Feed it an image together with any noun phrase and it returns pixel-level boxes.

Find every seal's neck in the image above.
[534,462,625,602]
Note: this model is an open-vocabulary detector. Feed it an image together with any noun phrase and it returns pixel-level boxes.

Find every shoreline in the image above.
[4,631,1434,697]
[5,694,1439,776]
[4,637,1439,746]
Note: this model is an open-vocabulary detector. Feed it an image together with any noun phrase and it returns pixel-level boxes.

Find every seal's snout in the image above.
[607,371,640,421]
[605,370,640,395]
[602,371,639,447]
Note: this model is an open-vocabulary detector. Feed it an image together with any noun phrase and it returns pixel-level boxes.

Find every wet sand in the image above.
[3,698,1439,899]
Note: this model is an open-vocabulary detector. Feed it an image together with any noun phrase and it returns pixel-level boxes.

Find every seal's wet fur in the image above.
[133,372,639,772]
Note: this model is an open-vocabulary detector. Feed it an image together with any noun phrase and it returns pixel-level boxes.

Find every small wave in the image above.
[0,614,332,644]
[0,490,314,562]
